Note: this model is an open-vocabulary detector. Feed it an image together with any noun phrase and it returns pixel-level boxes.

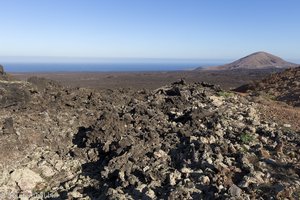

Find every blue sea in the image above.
[2,62,220,72]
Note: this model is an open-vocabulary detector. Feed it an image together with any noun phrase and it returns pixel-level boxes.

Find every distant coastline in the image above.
[2,62,225,72]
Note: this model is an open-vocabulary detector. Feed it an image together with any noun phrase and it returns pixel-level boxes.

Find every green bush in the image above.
[217,91,233,98]
[240,133,254,144]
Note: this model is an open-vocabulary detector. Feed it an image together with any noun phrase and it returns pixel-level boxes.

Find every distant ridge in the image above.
[197,52,298,70]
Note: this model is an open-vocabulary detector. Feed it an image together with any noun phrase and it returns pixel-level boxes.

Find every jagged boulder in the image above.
[8,168,44,193]
[0,82,31,109]
[0,65,4,74]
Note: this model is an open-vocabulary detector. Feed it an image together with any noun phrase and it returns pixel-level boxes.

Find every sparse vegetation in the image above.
[217,91,234,98]
[263,93,277,100]
[240,132,254,144]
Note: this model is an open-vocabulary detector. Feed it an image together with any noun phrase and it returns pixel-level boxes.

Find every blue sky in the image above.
[0,0,299,61]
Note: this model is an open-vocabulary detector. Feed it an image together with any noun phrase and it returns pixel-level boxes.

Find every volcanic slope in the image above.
[0,67,299,199]
[198,52,298,70]
[235,66,300,107]
[56,81,300,199]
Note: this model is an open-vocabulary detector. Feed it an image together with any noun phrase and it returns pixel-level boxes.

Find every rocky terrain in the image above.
[197,52,298,70]
[235,67,300,107]
[0,67,299,199]
[12,68,284,90]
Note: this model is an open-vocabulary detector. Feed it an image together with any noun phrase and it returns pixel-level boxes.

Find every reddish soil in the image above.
[255,97,300,131]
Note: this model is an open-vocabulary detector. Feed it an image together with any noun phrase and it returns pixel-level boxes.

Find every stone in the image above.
[2,117,16,135]
[259,149,270,159]
[153,149,168,159]
[9,168,44,192]
[229,184,242,197]
[40,165,56,178]
[145,188,156,199]
[237,115,244,121]
[209,96,223,107]
[70,190,83,198]
[169,170,182,186]
[200,176,210,185]
[181,167,193,174]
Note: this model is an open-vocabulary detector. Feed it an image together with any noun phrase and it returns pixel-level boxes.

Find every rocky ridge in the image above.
[235,66,300,107]
[0,69,299,199]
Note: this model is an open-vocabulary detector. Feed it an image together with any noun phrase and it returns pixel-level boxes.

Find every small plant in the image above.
[262,93,276,100]
[217,91,233,98]
[240,133,254,144]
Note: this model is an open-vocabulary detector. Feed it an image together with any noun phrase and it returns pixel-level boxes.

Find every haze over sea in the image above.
[2,59,228,72]
[3,57,299,72]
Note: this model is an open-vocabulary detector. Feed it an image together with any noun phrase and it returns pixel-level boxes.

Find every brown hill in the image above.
[198,52,298,70]
[234,66,300,106]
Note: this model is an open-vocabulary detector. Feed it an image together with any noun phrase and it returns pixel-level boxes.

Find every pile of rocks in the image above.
[0,70,299,199]
[0,76,103,199]
[56,81,300,199]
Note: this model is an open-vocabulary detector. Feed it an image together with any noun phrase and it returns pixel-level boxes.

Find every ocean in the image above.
[2,62,219,72]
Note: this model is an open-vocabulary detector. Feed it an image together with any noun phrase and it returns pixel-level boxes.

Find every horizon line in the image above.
[0,55,299,64]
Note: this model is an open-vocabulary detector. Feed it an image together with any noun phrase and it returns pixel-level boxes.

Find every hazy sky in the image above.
[0,0,299,60]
